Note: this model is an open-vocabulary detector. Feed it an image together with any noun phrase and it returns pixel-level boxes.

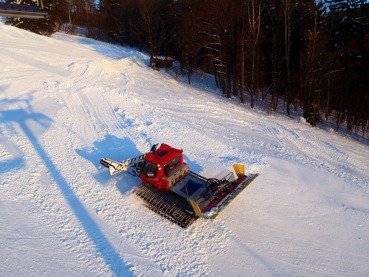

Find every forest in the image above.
[6,0,369,138]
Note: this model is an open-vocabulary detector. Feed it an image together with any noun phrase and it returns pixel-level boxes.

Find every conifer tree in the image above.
[325,0,369,131]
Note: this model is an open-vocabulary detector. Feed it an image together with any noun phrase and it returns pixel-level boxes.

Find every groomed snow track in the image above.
[2,24,369,277]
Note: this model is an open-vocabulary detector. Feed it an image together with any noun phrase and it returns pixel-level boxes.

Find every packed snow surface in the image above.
[1,24,369,276]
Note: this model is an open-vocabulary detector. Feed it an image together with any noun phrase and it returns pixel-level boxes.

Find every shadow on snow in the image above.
[76,135,142,194]
[76,135,204,193]
[0,105,133,276]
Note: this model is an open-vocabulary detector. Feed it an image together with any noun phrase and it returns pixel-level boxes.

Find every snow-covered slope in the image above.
[1,24,369,276]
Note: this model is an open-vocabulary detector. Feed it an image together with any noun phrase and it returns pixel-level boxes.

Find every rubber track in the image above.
[135,183,197,228]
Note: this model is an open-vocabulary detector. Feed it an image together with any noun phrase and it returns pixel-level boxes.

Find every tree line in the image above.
[8,0,369,138]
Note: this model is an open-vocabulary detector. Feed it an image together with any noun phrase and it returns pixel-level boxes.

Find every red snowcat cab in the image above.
[101,143,258,228]
[139,144,189,191]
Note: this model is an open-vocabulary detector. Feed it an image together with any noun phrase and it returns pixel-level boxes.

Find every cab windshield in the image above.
[141,161,157,178]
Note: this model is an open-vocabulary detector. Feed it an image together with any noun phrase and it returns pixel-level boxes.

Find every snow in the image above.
[1,24,369,276]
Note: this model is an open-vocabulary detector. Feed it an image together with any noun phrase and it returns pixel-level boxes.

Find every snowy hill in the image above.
[1,24,369,276]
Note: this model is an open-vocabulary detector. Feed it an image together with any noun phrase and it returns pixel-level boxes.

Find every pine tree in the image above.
[325,0,369,131]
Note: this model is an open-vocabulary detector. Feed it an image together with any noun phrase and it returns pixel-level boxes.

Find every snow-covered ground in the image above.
[1,23,369,276]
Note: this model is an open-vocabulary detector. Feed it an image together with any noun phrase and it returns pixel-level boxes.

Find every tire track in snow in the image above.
[97,87,274,276]
[22,57,143,275]
[1,28,236,275]
[73,86,244,276]
[122,80,368,189]
[263,122,369,189]
[115,89,268,171]
[47,75,223,275]
[0,113,112,275]
[106,75,369,274]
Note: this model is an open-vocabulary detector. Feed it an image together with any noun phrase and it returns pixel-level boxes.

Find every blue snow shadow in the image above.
[183,154,203,174]
[0,156,25,174]
[1,108,132,276]
[0,91,33,174]
[76,135,142,168]
[76,135,143,194]
[0,131,25,173]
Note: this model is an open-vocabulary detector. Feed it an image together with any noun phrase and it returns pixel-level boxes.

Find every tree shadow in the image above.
[0,107,133,276]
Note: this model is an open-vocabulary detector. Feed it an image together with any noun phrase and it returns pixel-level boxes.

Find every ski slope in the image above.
[1,23,369,276]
